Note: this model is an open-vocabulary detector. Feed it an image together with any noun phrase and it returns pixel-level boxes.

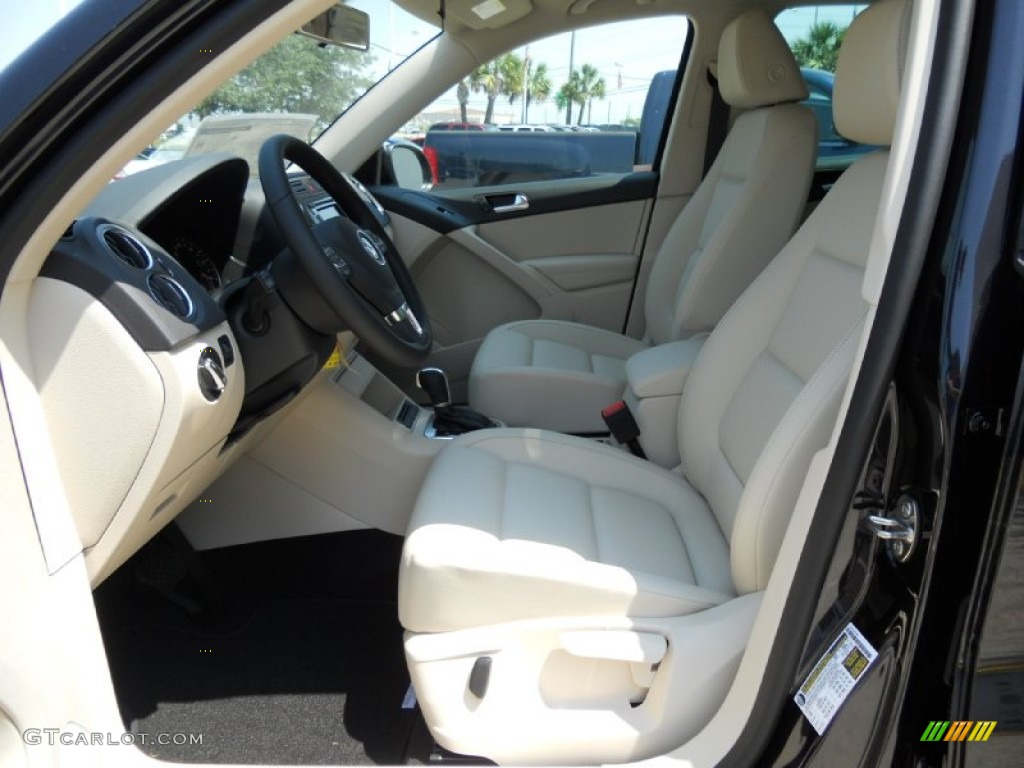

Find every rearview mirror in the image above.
[298,4,370,52]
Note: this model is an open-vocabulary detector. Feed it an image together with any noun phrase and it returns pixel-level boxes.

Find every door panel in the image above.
[525,253,637,292]
[623,190,691,337]
[415,198,649,372]
[413,233,542,345]
[376,177,654,400]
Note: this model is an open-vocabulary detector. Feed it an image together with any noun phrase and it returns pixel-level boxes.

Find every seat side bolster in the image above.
[730,314,865,593]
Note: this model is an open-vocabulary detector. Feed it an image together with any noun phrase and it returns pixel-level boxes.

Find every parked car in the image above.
[426,121,495,132]
[422,74,672,186]
[117,113,318,178]
[116,127,195,176]
[0,2,1021,768]
[421,126,639,186]
[496,123,555,132]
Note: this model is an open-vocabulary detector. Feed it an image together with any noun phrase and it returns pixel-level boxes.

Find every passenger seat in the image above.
[468,9,819,433]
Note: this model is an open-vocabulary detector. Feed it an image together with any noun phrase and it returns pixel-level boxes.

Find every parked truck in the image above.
[422,71,675,188]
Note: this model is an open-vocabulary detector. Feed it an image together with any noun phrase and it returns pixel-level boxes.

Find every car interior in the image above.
[468,7,819,436]
[0,0,941,765]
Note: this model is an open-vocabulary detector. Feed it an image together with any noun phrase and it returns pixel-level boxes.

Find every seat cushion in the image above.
[469,320,649,433]
[399,429,735,633]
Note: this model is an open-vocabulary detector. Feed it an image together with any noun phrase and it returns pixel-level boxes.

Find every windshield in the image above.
[119,1,440,179]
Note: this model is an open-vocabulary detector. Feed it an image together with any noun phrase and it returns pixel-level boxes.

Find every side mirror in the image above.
[384,141,435,190]
[298,4,370,52]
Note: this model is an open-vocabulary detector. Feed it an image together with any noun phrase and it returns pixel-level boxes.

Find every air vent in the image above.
[98,224,153,269]
[147,274,194,319]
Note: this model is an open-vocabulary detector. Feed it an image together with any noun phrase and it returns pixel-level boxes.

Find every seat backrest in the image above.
[644,9,816,346]
[677,0,913,594]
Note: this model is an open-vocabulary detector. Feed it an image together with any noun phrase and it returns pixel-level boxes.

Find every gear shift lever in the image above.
[415,367,451,408]
[416,366,496,436]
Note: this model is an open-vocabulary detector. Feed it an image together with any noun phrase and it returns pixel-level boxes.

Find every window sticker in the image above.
[795,622,878,735]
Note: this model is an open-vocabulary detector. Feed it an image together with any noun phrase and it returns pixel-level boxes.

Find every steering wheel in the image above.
[258,134,432,367]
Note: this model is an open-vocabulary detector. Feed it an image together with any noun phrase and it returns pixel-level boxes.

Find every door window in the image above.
[404,16,691,190]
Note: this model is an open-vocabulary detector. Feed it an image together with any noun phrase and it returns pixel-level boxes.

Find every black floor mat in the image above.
[95,529,428,765]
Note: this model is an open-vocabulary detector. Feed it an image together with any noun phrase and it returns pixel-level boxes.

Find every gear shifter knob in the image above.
[416,367,451,408]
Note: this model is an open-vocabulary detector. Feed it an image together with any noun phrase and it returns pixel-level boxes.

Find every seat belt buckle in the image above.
[601,400,646,459]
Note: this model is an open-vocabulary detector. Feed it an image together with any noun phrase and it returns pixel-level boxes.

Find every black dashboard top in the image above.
[42,154,250,351]
[43,152,384,354]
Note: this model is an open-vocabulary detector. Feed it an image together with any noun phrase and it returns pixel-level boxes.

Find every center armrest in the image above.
[625,337,706,399]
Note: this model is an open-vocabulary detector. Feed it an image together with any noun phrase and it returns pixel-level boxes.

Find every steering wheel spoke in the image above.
[385,302,426,340]
[321,244,353,278]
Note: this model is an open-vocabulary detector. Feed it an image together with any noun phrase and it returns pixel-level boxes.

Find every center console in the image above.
[177,338,502,551]
[332,349,500,439]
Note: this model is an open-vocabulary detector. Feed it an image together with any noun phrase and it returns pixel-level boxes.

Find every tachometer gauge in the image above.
[171,235,222,291]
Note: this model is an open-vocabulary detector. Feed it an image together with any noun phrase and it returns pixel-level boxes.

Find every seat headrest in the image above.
[718,9,807,109]
[834,0,913,147]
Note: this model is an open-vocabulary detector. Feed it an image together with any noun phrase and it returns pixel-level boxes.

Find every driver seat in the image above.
[468,9,817,433]
[400,0,911,764]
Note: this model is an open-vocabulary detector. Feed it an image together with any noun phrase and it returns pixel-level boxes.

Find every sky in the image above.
[0,0,85,72]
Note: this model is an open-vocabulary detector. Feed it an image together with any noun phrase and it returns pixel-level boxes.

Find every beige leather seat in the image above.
[469,9,817,433]
[400,0,911,763]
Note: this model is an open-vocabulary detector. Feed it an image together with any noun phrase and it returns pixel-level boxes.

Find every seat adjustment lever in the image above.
[468,656,492,699]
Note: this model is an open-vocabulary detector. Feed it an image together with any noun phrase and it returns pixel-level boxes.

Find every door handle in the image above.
[489,193,529,213]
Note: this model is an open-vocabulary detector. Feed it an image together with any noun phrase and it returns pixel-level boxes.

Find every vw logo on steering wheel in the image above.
[357,230,387,266]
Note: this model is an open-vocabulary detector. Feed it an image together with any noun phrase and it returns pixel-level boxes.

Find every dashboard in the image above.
[38,150,383,584]
[52,148,400,437]
[85,154,248,300]
[86,153,386,296]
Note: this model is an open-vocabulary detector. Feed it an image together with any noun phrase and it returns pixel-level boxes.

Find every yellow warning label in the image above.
[324,339,348,370]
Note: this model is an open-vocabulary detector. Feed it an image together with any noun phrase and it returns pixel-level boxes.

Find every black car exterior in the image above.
[726,0,1024,765]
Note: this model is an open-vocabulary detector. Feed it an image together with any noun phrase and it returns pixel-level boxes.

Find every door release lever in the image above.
[488,193,529,214]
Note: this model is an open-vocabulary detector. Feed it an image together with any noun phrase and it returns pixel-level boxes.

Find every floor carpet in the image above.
[95,529,429,765]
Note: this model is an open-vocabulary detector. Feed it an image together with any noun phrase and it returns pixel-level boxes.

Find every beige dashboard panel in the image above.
[23,277,252,585]
[83,321,247,585]
[28,278,162,550]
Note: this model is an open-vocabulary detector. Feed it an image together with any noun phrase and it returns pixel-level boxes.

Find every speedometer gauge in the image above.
[171,235,222,292]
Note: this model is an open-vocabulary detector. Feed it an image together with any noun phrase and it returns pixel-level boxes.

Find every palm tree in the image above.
[558,64,606,126]
[469,61,502,124]
[576,63,606,125]
[456,79,469,123]
[555,74,582,125]
[505,56,553,123]
[524,62,552,123]
[498,53,526,109]
[791,21,846,72]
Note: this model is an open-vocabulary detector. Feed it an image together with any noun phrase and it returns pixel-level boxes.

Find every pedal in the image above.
[132,524,226,621]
